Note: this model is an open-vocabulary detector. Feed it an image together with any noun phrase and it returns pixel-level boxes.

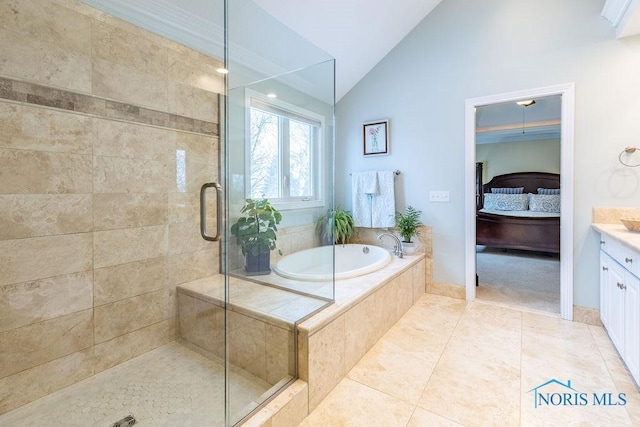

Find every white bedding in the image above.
[479,208,560,218]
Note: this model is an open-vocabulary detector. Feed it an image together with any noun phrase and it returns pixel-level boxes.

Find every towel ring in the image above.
[619,147,640,167]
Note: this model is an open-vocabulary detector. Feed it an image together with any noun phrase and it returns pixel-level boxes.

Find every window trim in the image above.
[245,89,325,211]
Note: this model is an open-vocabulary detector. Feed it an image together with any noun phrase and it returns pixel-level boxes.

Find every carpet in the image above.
[476,246,560,314]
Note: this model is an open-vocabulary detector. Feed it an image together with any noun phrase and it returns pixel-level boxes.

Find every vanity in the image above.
[593,222,640,385]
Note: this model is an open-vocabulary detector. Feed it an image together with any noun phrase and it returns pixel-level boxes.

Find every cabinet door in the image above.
[608,261,626,353]
[600,251,611,328]
[624,272,640,385]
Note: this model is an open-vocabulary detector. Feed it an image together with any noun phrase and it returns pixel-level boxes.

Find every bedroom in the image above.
[475,95,562,314]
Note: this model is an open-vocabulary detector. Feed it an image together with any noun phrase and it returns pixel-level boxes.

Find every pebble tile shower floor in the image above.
[0,342,270,426]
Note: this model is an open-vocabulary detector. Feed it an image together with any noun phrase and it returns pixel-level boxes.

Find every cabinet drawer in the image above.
[600,234,622,261]
[618,243,640,278]
[600,236,640,277]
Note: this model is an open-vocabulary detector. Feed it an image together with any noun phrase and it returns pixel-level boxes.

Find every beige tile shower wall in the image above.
[0,0,223,414]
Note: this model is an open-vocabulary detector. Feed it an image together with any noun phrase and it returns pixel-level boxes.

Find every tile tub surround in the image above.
[202,254,426,426]
[177,275,328,385]
[0,0,223,414]
[298,254,426,412]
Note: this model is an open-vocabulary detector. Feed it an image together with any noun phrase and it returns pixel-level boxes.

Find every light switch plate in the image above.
[429,190,450,202]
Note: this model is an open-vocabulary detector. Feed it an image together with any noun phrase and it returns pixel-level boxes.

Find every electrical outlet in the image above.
[429,190,450,202]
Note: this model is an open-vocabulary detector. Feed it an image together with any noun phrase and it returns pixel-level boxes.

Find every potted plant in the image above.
[315,206,355,245]
[230,198,282,275]
[395,206,423,254]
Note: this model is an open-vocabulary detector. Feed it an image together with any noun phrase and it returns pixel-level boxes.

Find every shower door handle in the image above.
[200,182,222,242]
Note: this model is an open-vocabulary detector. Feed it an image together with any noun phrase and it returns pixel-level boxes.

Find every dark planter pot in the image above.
[245,251,271,275]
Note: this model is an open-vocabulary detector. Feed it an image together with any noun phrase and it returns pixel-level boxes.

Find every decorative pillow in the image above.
[491,187,525,194]
[529,194,561,213]
[537,188,560,195]
[483,193,529,211]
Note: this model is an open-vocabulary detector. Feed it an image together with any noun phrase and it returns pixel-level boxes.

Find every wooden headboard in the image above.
[479,172,560,209]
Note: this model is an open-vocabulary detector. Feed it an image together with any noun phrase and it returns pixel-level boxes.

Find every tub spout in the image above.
[377,233,403,258]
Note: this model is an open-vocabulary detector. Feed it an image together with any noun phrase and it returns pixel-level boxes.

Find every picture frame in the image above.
[362,120,389,156]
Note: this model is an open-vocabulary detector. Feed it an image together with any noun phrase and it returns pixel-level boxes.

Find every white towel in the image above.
[360,171,379,195]
[371,171,396,228]
[351,171,378,227]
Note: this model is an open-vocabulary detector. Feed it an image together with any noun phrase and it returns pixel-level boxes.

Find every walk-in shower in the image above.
[0,0,335,425]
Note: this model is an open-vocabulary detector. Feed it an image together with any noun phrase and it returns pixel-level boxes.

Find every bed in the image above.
[476,170,560,254]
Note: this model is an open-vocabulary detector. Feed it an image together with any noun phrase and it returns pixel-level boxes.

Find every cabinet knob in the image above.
[602,266,609,271]
[626,257,633,264]
[617,282,624,289]
[622,284,628,290]
[600,240,606,245]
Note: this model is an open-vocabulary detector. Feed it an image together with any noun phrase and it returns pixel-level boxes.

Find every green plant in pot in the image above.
[316,206,355,245]
[395,205,423,253]
[230,198,282,275]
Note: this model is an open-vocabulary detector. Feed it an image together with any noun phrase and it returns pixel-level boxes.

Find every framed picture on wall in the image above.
[362,120,389,156]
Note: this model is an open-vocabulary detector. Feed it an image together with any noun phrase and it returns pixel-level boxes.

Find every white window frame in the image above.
[245,89,325,211]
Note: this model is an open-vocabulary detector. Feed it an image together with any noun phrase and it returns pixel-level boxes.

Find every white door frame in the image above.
[464,83,575,320]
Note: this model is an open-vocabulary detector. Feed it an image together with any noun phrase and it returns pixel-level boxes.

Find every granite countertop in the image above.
[592,223,640,253]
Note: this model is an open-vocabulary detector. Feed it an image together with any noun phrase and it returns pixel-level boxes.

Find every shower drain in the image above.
[111,414,136,427]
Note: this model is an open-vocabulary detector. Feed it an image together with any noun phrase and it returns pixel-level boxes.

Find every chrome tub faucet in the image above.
[377,233,403,258]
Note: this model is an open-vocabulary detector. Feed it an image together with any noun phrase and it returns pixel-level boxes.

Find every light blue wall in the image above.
[336,0,640,308]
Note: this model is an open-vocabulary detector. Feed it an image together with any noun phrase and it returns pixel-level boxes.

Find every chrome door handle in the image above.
[200,182,222,242]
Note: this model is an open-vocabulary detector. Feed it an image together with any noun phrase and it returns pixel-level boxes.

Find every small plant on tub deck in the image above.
[231,198,282,274]
[315,206,355,245]
[395,205,423,243]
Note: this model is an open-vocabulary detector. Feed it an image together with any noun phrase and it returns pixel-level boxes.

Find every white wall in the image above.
[336,0,640,309]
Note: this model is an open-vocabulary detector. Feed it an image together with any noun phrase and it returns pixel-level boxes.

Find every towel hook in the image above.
[619,147,640,167]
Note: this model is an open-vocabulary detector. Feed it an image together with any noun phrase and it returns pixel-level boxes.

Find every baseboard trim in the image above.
[573,305,602,326]
[427,282,465,300]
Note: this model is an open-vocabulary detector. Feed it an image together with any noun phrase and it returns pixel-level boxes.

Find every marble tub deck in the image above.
[177,274,330,328]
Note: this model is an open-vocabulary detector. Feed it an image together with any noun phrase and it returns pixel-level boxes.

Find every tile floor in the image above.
[0,342,271,426]
[299,294,640,426]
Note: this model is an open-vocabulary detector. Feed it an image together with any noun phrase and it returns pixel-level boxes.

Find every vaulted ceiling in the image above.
[87,0,639,102]
[253,0,443,100]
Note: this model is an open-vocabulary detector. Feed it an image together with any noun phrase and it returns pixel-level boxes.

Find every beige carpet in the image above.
[476,246,560,314]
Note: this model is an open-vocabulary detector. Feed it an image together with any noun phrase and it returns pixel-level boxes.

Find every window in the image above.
[247,92,324,209]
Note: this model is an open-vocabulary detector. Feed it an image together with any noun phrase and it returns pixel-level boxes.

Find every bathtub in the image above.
[273,244,392,281]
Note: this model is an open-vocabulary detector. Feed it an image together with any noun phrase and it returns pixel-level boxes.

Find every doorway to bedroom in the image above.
[464,84,575,320]
[475,95,562,314]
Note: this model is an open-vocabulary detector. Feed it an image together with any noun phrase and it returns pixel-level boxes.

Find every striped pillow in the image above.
[491,187,524,194]
[537,188,560,195]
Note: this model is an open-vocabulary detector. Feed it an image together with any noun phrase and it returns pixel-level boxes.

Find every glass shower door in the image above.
[0,0,230,425]
[224,1,336,424]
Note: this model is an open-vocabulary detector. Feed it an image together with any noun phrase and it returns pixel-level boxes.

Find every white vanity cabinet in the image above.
[598,233,640,385]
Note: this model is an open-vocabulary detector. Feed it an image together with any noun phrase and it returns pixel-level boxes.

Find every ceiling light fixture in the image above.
[266,93,277,98]
[216,68,229,74]
[517,99,536,133]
